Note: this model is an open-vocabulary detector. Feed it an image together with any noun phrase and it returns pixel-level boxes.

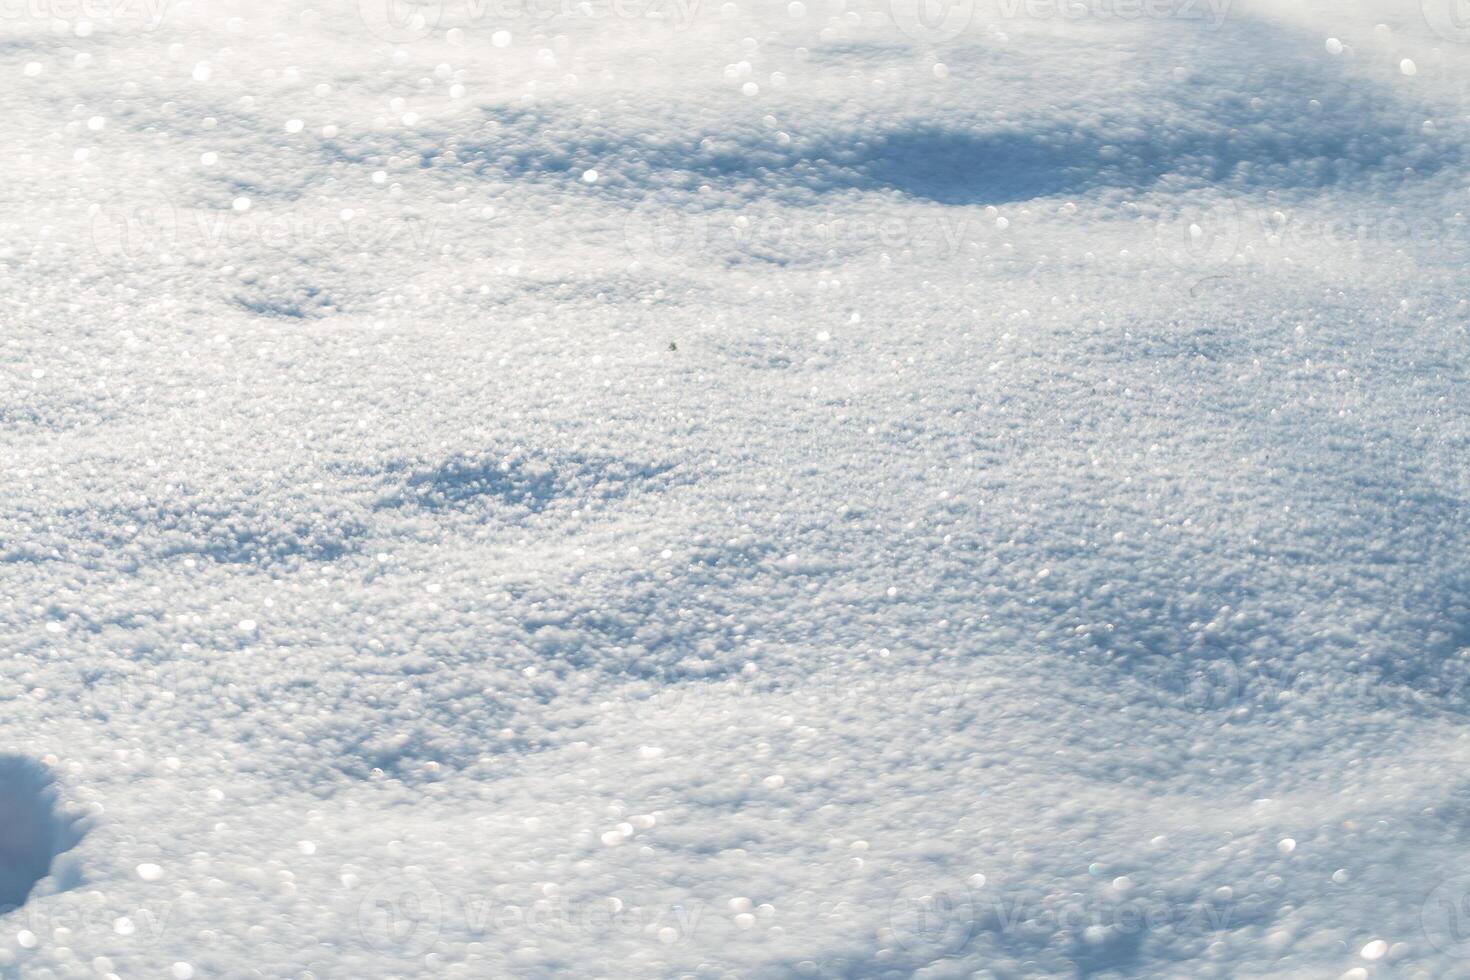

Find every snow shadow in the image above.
[377,450,674,515]
[0,756,85,915]
[430,13,1459,208]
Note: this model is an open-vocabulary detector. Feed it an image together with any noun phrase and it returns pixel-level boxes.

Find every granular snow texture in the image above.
[3,0,1470,976]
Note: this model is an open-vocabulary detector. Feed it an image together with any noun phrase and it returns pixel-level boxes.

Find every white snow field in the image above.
[3,0,1470,975]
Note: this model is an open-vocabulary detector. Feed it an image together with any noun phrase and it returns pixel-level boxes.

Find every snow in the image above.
[3,0,1470,976]
[0,757,84,917]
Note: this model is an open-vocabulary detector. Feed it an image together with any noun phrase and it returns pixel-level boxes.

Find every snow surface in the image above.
[4,0,1470,976]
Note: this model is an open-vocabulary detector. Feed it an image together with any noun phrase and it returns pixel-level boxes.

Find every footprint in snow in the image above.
[0,756,86,916]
